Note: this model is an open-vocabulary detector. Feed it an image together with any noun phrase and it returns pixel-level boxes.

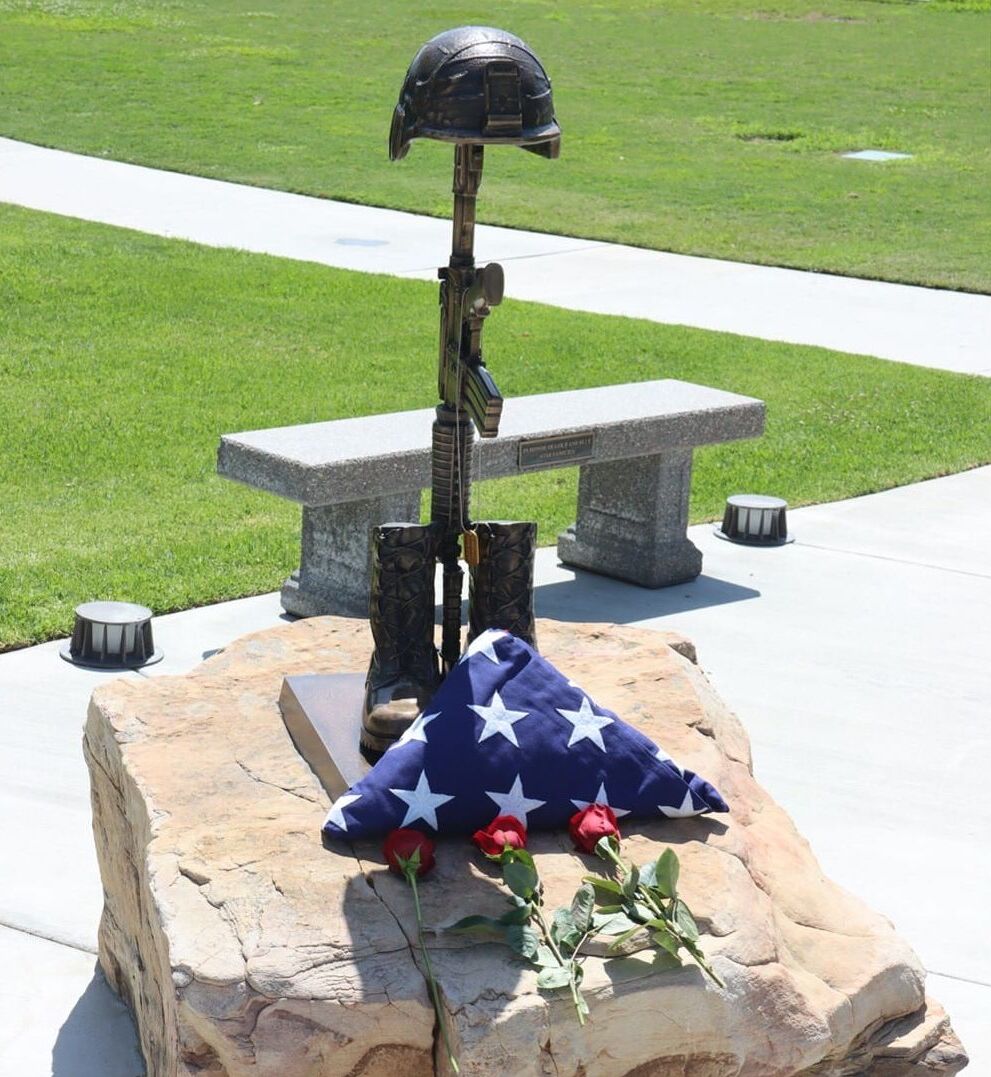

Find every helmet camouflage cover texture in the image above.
[389,25,561,161]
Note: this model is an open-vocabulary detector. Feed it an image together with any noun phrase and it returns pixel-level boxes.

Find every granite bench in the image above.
[217,378,765,618]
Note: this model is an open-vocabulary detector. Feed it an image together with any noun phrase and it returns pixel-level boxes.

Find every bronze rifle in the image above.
[431,142,504,672]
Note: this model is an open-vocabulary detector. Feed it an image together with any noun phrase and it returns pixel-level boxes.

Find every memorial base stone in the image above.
[84,617,968,1076]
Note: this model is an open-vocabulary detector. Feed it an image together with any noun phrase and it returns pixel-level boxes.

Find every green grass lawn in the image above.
[0,0,988,290]
[1,203,988,649]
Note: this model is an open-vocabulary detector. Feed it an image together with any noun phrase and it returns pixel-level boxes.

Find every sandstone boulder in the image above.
[83,617,967,1075]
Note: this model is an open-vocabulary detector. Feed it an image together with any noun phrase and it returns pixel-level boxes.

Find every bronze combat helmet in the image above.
[389,25,561,161]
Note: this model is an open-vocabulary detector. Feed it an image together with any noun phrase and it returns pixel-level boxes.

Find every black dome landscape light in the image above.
[715,494,794,547]
[59,601,164,670]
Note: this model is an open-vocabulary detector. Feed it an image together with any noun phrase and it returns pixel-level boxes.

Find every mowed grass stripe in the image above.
[0,0,988,290]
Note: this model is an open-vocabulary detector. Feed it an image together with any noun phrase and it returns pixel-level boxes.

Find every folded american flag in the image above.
[323,629,727,840]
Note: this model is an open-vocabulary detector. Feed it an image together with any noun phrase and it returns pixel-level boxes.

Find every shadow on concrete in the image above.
[52,962,144,1076]
[535,571,760,625]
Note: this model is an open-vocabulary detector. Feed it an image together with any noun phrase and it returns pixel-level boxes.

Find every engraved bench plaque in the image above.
[518,431,595,471]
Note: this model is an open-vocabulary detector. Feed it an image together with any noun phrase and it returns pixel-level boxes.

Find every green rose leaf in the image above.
[594,834,620,861]
[645,918,681,954]
[607,925,644,952]
[447,914,510,937]
[633,902,656,924]
[575,986,590,1018]
[593,911,640,936]
[503,859,539,902]
[655,849,680,899]
[498,904,532,926]
[534,944,559,969]
[570,883,595,935]
[622,863,641,900]
[536,966,573,991]
[505,924,540,959]
[583,875,624,901]
[551,907,578,948]
[650,929,683,957]
[637,861,657,889]
[504,848,537,871]
[672,899,700,943]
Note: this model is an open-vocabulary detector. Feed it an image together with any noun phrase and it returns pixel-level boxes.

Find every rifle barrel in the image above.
[451,143,483,263]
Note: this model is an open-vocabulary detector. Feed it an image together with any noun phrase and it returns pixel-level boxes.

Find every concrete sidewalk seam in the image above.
[394,240,607,274]
[0,917,98,957]
[792,540,990,580]
[927,969,991,990]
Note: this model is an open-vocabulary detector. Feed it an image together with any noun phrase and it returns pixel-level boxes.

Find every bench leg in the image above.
[557,449,702,588]
[281,494,422,618]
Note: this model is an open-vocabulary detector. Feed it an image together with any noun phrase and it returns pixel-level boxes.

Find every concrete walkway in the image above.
[1,136,988,375]
[1,467,988,1074]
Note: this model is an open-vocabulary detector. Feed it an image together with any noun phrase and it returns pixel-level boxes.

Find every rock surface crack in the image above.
[234,757,321,804]
[357,851,446,1076]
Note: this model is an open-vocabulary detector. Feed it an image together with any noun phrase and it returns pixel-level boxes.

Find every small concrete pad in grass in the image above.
[843,149,913,161]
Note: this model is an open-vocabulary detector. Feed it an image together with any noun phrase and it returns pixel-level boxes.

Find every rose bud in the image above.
[383,828,436,877]
[472,815,527,858]
[569,803,621,853]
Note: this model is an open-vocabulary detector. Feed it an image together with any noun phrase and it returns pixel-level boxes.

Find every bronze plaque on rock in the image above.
[280,673,370,801]
[518,432,595,471]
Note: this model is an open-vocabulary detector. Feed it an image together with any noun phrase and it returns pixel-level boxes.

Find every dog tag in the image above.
[462,529,481,566]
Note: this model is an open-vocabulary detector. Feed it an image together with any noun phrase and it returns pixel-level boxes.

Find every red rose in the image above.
[472,815,527,858]
[569,803,621,853]
[383,828,436,877]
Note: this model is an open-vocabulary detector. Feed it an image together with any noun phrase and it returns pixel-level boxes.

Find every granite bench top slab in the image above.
[83,617,965,1076]
[217,379,764,505]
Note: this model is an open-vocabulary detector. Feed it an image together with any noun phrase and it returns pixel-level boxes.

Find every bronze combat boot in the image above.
[467,521,538,650]
[362,523,440,755]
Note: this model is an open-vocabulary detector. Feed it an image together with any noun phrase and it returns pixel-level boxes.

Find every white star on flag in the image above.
[659,790,697,818]
[485,774,546,825]
[556,696,614,752]
[388,711,439,751]
[469,690,529,747]
[325,793,362,832]
[459,629,506,665]
[389,770,455,830]
[570,781,631,817]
